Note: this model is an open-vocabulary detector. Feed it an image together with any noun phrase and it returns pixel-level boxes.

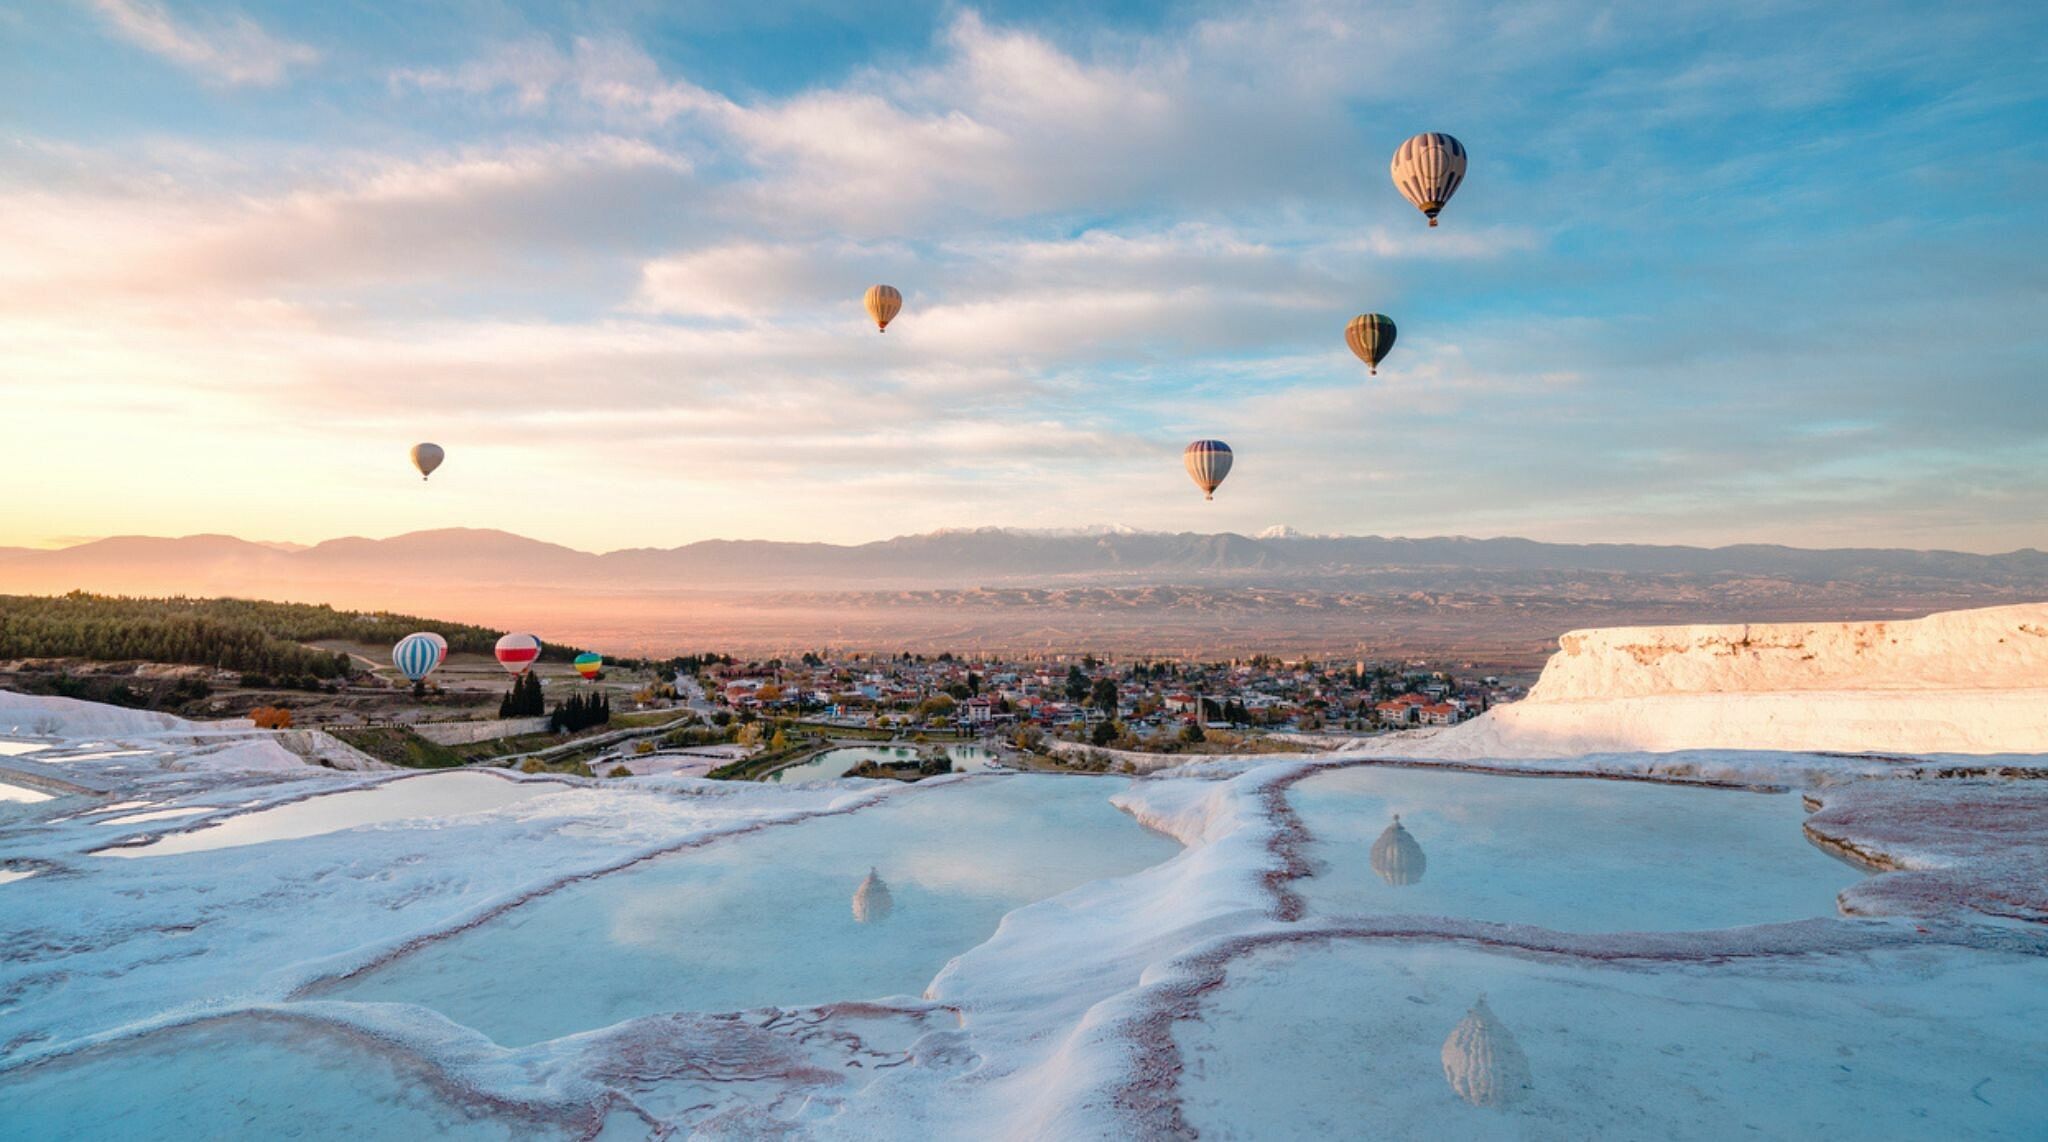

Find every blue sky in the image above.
[2,0,2043,552]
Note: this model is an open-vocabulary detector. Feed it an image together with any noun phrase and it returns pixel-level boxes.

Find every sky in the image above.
[2,0,2044,554]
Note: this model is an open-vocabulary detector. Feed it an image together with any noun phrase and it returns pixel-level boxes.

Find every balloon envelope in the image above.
[864,284,902,332]
[392,632,442,683]
[494,632,542,675]
[573,652,603,679]
[423,632,449,668]
[1390,132,1467,226]
[1183,440,1234,501]
[1346,314,1397,374]
[411,442,445,480]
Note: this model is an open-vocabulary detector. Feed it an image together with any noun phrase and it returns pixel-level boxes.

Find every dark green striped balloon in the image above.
[1346,314,1397,375]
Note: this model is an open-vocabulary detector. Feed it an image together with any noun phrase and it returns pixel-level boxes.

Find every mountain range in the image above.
[5,527,2046,591]
[6,528,2044,662]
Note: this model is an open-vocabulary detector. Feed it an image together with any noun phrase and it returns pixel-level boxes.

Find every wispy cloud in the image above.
[85,0,317,87]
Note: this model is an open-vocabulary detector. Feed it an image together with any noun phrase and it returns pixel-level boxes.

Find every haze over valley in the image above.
[9,526,2043,663]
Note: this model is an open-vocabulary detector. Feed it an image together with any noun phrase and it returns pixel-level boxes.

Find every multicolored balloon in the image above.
[1390,132,1467,227]
[1183,439,1234,501]
[392,632,442,683]
[573,652,603,680]
[1346,313,1397,375]
[494,632,542,675]
[422,632,449,668]
[410,442,445,481]
[864,284,902,332]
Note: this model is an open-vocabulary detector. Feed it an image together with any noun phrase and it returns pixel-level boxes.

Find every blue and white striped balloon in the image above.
[392,632,442,682]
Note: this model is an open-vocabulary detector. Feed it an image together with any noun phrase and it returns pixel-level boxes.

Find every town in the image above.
[694,650,1527,752]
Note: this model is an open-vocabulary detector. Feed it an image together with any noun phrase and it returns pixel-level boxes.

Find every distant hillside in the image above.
[0,593,587,676]
[5,527,2045,592]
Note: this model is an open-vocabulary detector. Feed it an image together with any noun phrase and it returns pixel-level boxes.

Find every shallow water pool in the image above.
[102,771,560,859]
[1175,939,2048,1139]
[319,774,1177,1045]
[763,742,1000,784]
[1289,765,1856,930]
[0,1017,566,1140]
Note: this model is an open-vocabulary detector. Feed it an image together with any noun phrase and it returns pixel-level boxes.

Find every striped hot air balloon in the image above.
[411,442,445,481]
[1183,440,1233,501]
[392,632,442,683]
[864,284,902,332]
[423,632,449,668]
[494,632,542,676]
[1346,313,1397,375]
[573,652,603,680]
[1391,133,1467,227]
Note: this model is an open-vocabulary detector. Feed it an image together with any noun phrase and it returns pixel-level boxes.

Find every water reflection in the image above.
[1441,995,1532,1109]
[766,744,998,785]
[1369,814,1426,886]
[852,867,894,923]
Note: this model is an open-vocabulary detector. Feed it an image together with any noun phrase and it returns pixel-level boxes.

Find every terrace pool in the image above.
[0,1017,569,1140]
[317,774,1176,1045]
[764,742,1000,785]
[1288,765,1857,930]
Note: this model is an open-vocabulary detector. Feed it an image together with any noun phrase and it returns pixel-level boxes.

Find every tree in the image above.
[1181,721,1205,744]
[1089,676,1119,715]
[250,706,293,729]
[769,729,790,751]
[1065,665,1089,703]
[1091,719,1120,747]
[607,764,633,778]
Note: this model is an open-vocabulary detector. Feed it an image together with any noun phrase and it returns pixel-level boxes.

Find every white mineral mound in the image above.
[1387,602,2048,758]
[0,691,193,738]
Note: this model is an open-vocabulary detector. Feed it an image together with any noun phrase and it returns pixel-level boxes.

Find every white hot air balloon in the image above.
[1390,133,1467,227]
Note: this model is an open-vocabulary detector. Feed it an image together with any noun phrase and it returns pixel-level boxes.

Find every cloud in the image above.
[391,36,725,126]
[86,0,317,87]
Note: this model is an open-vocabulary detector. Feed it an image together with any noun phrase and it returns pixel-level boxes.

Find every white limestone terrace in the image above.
[0,602,2043,1138]
[1351,602,2048,758]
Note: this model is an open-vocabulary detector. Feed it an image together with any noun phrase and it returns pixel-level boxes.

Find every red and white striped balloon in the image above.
[494,632,542,675]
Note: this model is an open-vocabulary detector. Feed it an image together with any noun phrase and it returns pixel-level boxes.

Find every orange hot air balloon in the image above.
[864,284,902,332]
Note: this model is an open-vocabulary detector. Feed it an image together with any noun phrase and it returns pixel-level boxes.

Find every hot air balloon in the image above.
[1441,995,1532,1108]
[573,652,603,680]
[1370,814,1426,886]
[853,868,894,923]
[423,632,449,668]
[1346,314,1397,375]
[1184,440,1233,501]
[410,443,445,481]
[1391,132,1467,227]
[864,284,902,332]
[494,632,542,676]
[392,632,442,684]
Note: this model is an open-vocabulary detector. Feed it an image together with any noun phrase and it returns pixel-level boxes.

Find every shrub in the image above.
[519,758,545,774]
[607,765,633,778]
[250,706,293,730]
